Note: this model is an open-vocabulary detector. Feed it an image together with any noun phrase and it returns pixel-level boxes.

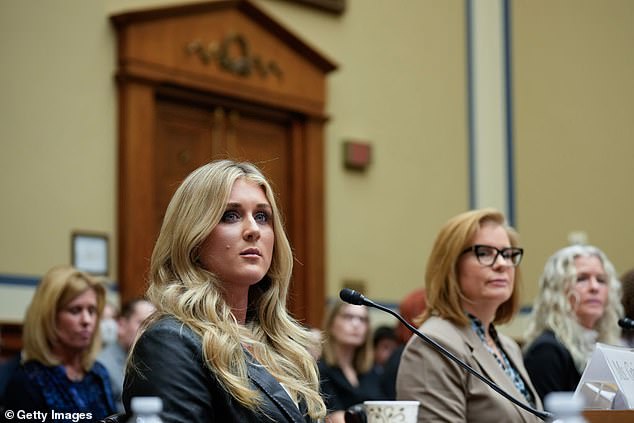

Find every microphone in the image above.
[339,287,370,306]
[339,288,552,421]
[618,317,634,330]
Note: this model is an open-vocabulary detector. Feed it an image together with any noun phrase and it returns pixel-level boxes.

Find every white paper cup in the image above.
[363,400,420,423]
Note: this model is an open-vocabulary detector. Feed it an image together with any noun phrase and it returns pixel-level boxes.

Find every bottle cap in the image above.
[131,396,163,414]
[544,391,584,415]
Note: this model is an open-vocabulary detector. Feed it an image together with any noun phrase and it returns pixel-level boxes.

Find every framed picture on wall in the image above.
[71,231,109,276]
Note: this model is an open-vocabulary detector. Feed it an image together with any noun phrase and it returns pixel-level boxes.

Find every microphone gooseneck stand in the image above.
[339,288,552,421]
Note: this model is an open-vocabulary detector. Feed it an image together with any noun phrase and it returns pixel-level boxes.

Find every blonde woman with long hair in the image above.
[3,265,115,420]
[523,244,623,401]
[122,160,326,422]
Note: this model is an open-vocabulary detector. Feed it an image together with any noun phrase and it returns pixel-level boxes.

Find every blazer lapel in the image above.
[458,326,535,421]
[247,359,306,423]
[499,336,544,411]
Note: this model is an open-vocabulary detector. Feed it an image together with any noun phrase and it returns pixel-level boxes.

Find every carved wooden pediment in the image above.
[112,0,337,115]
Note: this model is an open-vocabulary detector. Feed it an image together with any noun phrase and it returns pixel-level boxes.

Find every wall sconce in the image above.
[343,140,372,171]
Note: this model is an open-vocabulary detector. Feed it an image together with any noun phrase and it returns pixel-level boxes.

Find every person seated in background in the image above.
[523,244,623,401]
[379,287,426,399]
[372,325,398,373]
[620,268,634,347]
[97,298,155,412]
[396,208,543,422]
[3,264,115,420]
[122,160,326,422]
[318,300,387,423]
[99,301,119,348]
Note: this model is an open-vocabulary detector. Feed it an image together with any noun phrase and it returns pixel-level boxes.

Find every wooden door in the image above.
[152,92,305,316]
[111,0,336,326]
[155,87,295,224]
[154,99,214,228]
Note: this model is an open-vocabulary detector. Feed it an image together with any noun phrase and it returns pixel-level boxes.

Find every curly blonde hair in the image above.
[523,245,623,372]
[145,160,325,418]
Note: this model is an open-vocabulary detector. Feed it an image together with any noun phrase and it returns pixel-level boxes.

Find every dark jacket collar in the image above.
[246,351,309,423]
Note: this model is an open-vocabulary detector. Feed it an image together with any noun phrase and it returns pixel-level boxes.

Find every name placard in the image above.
[574,343,634,409]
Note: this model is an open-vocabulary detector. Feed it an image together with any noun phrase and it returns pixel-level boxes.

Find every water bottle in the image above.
[128,396,164,423]
[544,391,587,423]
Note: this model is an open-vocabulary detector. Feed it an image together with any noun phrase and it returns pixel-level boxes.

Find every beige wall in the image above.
[0,0,468,321]
[0,0,118,320]
[1,0,633,333]
[0,1,117,274]
[251,0,469,302]
[513,0,634,301]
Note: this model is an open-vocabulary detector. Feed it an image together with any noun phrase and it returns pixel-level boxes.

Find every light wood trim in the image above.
[583,409,634,423]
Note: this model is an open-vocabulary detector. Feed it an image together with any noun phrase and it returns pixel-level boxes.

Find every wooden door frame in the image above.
[111,0,336,326]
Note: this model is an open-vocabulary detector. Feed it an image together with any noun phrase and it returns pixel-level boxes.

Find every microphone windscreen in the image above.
[339,288,364,305]
[618,317,634,330]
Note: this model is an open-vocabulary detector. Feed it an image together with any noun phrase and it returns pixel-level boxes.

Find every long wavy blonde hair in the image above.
[523,245,623,372]
[145,160,325,418]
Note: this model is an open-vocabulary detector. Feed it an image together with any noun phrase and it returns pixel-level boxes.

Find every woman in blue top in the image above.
[3,265,115,421]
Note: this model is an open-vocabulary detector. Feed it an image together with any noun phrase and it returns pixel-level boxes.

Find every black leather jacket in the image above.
[122,316,314,423]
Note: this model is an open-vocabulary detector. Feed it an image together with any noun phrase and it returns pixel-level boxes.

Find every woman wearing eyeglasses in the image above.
[522,245,623,402]
[396,208,543,423]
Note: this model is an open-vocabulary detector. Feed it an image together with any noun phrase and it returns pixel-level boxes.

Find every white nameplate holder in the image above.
[573,342,634,409]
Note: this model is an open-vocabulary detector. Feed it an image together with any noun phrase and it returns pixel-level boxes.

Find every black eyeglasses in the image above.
[461,244,524,267]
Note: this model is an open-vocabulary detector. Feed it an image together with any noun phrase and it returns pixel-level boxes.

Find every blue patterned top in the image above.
[22,360,115,421]
[467,314,536,408]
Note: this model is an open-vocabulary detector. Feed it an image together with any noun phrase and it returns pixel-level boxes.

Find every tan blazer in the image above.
[396,316,544,423]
